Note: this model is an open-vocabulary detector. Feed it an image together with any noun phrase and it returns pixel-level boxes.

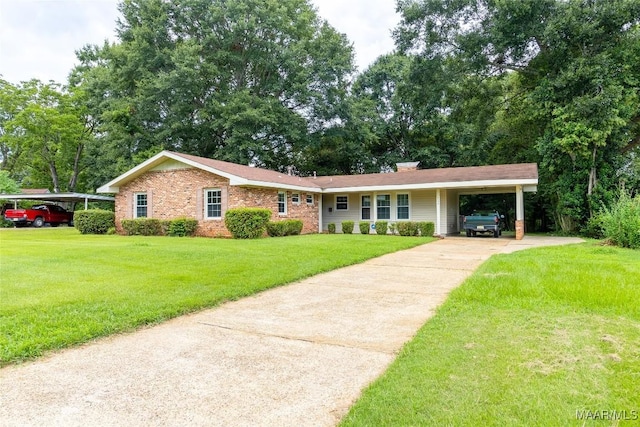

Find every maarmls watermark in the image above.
[576,409,639,421]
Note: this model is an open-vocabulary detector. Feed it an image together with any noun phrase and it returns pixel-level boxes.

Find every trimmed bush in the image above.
[375,221,388,235]
[417,221,435,237]
[600,192,640,249]
[359,221,370,235]
[341,220,354,234]
[121,218,164,236]
[388,223,397,235]
[397,221,419,236]
[74,209,115,234]
[224,208,271,239]
[168,217,198,237]
[328,223,336,234]
[266,219,303,237]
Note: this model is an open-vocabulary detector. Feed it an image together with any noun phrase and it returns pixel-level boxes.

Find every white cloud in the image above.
[0,0,399,84]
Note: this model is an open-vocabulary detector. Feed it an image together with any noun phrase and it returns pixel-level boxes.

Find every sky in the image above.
[0,0,400,85]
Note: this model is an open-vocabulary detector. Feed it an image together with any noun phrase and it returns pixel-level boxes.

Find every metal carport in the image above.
[1,192,115,209]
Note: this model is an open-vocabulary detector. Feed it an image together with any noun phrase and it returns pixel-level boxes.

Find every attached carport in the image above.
[1,192,115,210]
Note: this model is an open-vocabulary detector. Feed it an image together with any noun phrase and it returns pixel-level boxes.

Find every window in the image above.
[361,195,371,220]
[336,195,348,211]
[377,194,390,220]
[306,194,314,205]
[278,191,287,215]
[135,193,147,218]
[205,189,222,219]
[397,194,409,220]
[292,193,300,205]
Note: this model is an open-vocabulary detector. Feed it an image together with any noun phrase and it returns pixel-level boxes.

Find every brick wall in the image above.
[115,167,319,237]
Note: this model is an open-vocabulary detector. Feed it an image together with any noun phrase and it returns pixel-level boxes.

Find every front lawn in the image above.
[341,243,640,426]
[0,228,432,365]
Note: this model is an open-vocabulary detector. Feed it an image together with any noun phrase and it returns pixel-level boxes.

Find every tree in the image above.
[0,80,94,192]
[395,0,640,231]
[71,0,356,182]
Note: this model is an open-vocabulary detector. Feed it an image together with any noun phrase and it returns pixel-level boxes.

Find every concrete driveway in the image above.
[0,235,582,426]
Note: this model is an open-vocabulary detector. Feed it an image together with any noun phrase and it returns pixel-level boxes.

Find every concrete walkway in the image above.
[0,236,582,427]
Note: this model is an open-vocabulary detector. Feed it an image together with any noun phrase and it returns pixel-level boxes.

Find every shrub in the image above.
[600,192,640,249]
[341,220,354,234]
[266,219,303,237]
[417,221,435,237]
[168,217,198,237]
[397,221,419,236]
[121,218,164,236]
[359,221,370,235]
[328,223,336,234]
[106,227,117,235]
[224,208,271,239]
[74,210,115,235]
[583,214,605,239]
[388,223,397,235]
[375,221,388,235]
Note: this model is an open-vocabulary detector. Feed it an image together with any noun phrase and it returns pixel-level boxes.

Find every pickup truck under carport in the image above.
[462,211,503,237]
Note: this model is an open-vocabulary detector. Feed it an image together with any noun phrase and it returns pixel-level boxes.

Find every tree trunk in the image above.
[67,143,84,192]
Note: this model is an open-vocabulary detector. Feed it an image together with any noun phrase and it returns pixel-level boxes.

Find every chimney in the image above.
[396,162,420,172]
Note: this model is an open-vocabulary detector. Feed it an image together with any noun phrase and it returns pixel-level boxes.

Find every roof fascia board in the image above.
[320,178,539,193]
[231,178,320,193]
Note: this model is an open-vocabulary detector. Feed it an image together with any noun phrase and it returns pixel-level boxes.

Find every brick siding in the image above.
[115,167,319,237]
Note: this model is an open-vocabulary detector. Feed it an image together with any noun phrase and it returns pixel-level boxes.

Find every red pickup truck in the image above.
[4,204,74,227]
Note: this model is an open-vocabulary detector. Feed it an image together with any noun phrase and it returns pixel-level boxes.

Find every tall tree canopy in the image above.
[72,0,355,185]
[395,0,640,230]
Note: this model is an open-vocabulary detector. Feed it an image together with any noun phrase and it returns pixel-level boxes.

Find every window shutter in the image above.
[147,190,153,218]
[221,187,228,217]
[127,193,133,219]
[196,189,203,220]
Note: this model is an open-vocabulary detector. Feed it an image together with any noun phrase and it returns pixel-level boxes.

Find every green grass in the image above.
[0,228,433,365]
[341,243,640,426]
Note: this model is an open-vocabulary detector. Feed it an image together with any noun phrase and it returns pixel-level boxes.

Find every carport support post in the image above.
[515,185,524,240]
[436,189,441,236]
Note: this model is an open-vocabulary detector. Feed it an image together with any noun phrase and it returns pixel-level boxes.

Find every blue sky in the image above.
[0,0,400,85]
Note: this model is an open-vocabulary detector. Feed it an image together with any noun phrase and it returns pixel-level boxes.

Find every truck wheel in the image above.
[33,217,44,228]
[493,230,499,238]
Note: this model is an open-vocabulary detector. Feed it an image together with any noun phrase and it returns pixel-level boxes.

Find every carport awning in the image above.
[1,192,115,209]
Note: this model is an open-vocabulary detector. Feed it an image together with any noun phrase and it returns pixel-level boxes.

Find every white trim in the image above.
[360,194,372,221]
[396,193,410,220]
[320,179,539,194]
[436,189,441,235]
[278,191,287,215]
[306,194,314,205]
[134,192,148,218]
[376,194,391,220]
[204,188,223,220]
[291,193,300,205]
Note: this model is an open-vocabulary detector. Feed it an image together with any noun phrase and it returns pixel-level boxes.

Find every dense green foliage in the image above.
[341,220,354,234]
[417,221,435,237]
[0,229,431,364]
[600,192,640,249]
[342,243,640,425]
[396,221,419,236]
[265,219,304,237]
[327,223,336,234]
[167,217,198,237]
[224,208,271,239]
[121,218,165,236]
[73,209,115,234]
[359,221,370,235]
[374,221,388,235]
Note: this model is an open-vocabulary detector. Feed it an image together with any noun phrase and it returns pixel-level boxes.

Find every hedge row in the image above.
[224,208,271,239]
[121,217,198,237]
[74,210,115,234]
[266,220,303,237]
[327,220,435,236]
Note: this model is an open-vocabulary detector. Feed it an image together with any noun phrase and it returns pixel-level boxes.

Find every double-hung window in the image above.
[361,195,371,220]
[292,193,300,205]
[206,189,222,219]
[135,193,147,218]
[278,191,287,215]
[306,194,314,205]
[336,195,348,211]
[377,194,391,220]
[397,194,409,220]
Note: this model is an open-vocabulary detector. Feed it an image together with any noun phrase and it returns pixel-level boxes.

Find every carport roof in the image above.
[0,192,115,203]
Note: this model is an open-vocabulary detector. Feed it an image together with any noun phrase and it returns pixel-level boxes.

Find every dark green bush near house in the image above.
[418,221,435,237]
[168,217,198,237]
[396,221,419,236]
[74,210,115,234]
[341,220,354,234]
[328,223,336,234]
[600,192,640,249]
[375,221,388,235]
[224,208,271,239]
[359,221,370,234]
[121,218,164,236]
[266,219,303,237]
